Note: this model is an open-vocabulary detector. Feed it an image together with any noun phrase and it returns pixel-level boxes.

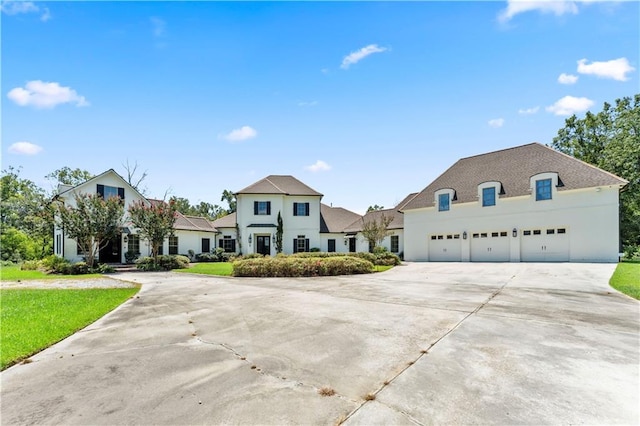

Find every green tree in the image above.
[170,196,193,215]
[276,211,283,253]
[128,200,177,261]
[367,204,384,212]
[221,189,237,214]
[0,228,38,262]
[360,212,394,252]
[552,94,640,252]
[46,167,93,187]
[56,193,125,267]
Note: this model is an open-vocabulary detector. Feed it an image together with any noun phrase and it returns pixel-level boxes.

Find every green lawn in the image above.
[374,265,394,272]
[0,265,103,281]
[175,262,233,276]
[0,288,139,370]
[609,260,640,300]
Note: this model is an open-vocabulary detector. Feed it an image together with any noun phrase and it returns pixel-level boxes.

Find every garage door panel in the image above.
[470,231,510,262]
[521,227,569,262]
[429,234,462,262]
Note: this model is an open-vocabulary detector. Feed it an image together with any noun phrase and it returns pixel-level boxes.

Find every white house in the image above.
[53,169,219,263]
[234,175,361,255]
[401,143,628,263]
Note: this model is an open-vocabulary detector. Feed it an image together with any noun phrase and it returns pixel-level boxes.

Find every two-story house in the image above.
[401,143,628,262]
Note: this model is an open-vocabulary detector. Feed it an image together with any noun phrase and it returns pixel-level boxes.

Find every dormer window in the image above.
[482,187,496,207]
[535,178,552,201]
[97,184,124,200]
[438,193,450,211]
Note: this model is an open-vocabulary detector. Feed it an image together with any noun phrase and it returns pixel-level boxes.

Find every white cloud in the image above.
[498,0,579,22]
[8,141,43,155]
[150,16,166,37]
[305,160,331,172]
[220,126,257,142]
[558,73,578,84]
[488,118,505,128]
[298,100,318,107]
[341,44,387,69]
[546,95,594,116]
[7,80,89,109]
[1,1,50,21]
[518,106,540,115]
[577,58,635,81]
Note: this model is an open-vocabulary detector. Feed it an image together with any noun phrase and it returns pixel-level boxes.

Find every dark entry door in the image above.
[256,235,270,256]
[99,235,122,263]
[349,237,356,253]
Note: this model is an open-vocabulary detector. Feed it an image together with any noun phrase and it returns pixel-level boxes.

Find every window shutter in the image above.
[219,239,223,248]
[231,240,236,252]
[254,202,258,215]
[293,239,297,253]
[305,239,310,252]
[118,187,125,200]
[97,184,105,198]
[267,202,271,215]
[293,203,298,216]
[305,203,309,216]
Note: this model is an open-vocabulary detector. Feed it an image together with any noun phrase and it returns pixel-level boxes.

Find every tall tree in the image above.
[360,212,395,252]
[221,189,237,214]
[128,200,177,261]
[46,167,93,187]
[276,211,283,253]
[367,204,384,212]
[552,94,640,251]
[56,193,124,267]
[122,160,148,194]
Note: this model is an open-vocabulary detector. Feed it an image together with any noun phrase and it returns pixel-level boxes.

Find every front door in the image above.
[349,237,356,253]
[256,235,270,256]
[99,235,122,263]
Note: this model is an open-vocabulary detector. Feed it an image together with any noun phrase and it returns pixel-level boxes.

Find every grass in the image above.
[175,262,233,276]
[374,265,394,272]
[0,264,103,281]
[0,287,139,370]
[609,260,640,300]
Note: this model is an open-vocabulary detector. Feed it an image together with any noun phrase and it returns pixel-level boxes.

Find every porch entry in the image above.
[99,234,122,263]
[256,235,271,256]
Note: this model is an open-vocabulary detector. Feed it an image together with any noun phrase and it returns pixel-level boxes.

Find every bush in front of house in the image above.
[290,251,400,266]
[135,255,190,271]
[232,255,374,277]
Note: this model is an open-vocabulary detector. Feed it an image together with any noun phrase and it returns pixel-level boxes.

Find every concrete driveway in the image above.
[1,263,638,425]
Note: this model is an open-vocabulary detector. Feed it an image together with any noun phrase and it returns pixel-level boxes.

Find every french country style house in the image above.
[401,143,628,262]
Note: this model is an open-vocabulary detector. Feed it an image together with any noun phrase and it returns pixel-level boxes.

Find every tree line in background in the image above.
[1,94,638,264]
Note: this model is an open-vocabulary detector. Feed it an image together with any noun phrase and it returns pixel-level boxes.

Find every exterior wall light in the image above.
[463,231,467,240]
[248,234,252,244]
[512,228,518,237]
[272,234,275,243]
[123,235,128,244]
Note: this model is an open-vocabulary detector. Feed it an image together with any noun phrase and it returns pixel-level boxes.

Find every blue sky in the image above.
[2,1,638,214]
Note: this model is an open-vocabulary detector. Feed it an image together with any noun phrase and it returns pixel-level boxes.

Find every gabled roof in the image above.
[343,208,404,233]
[395,192,419,210]
[211,212,237,229]
[56,168,149,205]
[402,143,628,210]
[319,204,362,233]
[236,175,323,196]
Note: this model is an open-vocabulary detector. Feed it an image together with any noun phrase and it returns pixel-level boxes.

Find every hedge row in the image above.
[136,255,190,271]
[232,256,374,277]
[290,251,401,266]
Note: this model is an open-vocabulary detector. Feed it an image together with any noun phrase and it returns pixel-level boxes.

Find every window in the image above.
[293,235,309,253]
[431,235,437,240]
[128,235,140,254]
[491,232,499,237]
[77,242,85,255]
[328,239,336,252]
[97,184,124,200]
[482,187,496,207]
[557,228,566,234]
[219,236,236,253]
[446,235,453,239]
[437,235,444,240]
[453,234,460,239]
[500,231,507,237]
[523,230,531,236]
[56,235,62,255]
[546,229,555,235]
[202,238,210,253]
[472,233,479,238]
[254,201,271,215]
[293,202,310,216]
[481,233,488,238]
[390,236,399,253]
[536,179,552,201]
[533,230,541,235]
[169,236,178,255]
[438,193,450,211]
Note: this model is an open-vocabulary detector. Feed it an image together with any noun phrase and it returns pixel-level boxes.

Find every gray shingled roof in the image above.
[236,175,323,196]
[320,204,362,233]
[343,208,404,233]
[174,213,218,232]
[402,143,628,210]
[395,192,419,210]
[211,212,236,229]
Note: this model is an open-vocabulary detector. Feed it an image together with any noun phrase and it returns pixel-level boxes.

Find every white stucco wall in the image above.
[404,186,621,263]
[319,233,351,253]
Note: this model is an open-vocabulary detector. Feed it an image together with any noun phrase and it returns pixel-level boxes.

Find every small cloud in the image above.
[321,68,329,74]
[1,1,50,21]
[518,106,540,115]
[546,95,594,116]
[7,80,89,109]
[305,160,331,172]
[341,44,387,69]
[150,16,166,37]
[498,0,578,23]
[558,73,578,84]
[8,141,43,155]
[488,118,505,128]
[577,58,635,81]
[220,126,257,142]
[298,100,318,107]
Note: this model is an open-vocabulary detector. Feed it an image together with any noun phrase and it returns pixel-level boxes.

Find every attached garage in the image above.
[470,231,510,262]
[428,233,462,261]
[520,227,569,262]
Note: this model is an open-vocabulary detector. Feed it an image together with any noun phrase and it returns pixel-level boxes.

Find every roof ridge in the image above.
[264,176,287,194]
[540,143,629,185]
[459,142,540,161]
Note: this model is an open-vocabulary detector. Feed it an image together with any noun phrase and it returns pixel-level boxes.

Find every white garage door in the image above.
[521,227,569,262]
[470,231,510,262]
[428,233,462,261]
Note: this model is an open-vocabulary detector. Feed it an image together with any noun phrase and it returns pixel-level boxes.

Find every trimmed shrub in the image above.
[41,255,72,274]
[20,260,41,271]
[124,250,140,264]
[232,256,374,277]
[195,252,218,262]
[95,263,115,274]
[69,262,90,275]
[374,252,401,266]
[135,255,190,271]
